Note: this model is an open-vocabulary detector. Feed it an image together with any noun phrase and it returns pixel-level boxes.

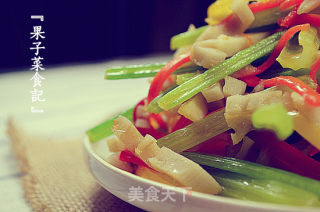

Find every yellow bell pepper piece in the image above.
[206,0,233,25]
[277,27,320,70]
[205,0,267,25]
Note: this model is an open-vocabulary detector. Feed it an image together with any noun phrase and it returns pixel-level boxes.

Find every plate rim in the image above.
[83,135,320,212]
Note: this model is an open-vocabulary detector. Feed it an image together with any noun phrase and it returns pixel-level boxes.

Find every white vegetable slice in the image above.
[201,82,224,103]
[136,105,150,119]
[134,118,151,129]
[246,90,283,111]
[106,152,133,173]
[111,115,144,152]
[106,136,125,152]
[148,147,222,194]
[223,76,247,97]
[191,44,227,68]
[196,24,229,42]
[225,89,283,114]
[197,35,251,57]
[135,135,160,164]
[192,31,268,69]
[230,0,255,33]
[178,93,208,122]
[225,89,283,144]
[111,116,222,195]
[291,92,320,127]
[135,166,183,187]
[224,112,252,144]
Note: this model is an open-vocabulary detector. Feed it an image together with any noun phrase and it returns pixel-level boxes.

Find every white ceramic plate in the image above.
[83,135,320,212]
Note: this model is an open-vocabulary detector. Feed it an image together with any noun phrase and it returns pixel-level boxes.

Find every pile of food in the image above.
[87,0,320,207]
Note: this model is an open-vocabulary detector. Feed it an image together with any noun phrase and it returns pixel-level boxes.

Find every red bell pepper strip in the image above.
[119,150,151,168]
[289,14,320,27]
[263,76,320,106]
[279,0,304,11]
[240,74,320,103]
[240,75,262,87]
[147,54,191,103]
[249,0,285,13]
[278,2,320,28]
[248,130,320,180]
[278,6,299,28]
[234,24,310,78]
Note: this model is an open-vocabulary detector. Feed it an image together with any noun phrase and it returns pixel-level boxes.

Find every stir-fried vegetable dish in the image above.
[87,0,320,207]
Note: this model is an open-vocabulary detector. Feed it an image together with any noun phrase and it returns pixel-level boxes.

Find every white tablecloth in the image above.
[0,54,170,212]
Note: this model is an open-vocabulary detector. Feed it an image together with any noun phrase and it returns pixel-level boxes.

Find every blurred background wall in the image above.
[0,0,213,73]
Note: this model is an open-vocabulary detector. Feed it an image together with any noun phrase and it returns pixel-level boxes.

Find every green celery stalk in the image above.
[105,64,203,80]
[157,108,230,152]
[210,170,320,207]
[105,63,166,79]
[147,95,163,114]
[170,25,208,50]
[86,107,134,142]
[176,72,198,85]
[182,152,320,198]
[157,31,284,111]
[147,85,178,114]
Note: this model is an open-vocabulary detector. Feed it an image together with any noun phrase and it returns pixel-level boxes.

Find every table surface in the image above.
[0,55,170,212]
